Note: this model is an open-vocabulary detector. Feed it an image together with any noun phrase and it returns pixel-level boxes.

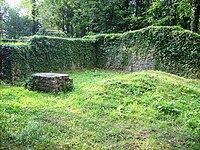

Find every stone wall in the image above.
[1,26,199,81]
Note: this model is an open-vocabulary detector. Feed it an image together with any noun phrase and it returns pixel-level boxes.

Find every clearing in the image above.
[0,70,200,149]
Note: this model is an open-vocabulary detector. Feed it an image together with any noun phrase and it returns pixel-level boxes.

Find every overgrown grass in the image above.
[0,70,200,149]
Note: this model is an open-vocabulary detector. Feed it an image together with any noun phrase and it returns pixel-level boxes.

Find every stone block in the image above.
[26,73,73,92]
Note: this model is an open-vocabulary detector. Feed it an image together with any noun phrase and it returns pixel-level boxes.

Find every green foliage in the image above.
[157,101,181,115]
[28,35,95,72]
[35,0,153,37]
[91,33,122,68]
[1,5,33,39]
[24,76,34,90]
[37,29,67,37]
[34,0,200,36]
[94,26,200,78]
[0,26,199,82]
[0,36,96,82]
[1,0,200,38]
[0,70,200,149]
[0,42,29,82]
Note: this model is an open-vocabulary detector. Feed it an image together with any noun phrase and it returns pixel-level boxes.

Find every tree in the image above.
[27,0,153,36]
[177,0,192,30]
[38,0,74,36]
[2,6,33,39]
[191,0,200,33]
[31,0,38,34]
[20,0,40,34]
[2,0,198,38]
[0,0,4,39]
[147,0,176,26]
[147,0,200,33]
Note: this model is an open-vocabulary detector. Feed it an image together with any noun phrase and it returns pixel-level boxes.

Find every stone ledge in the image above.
[33,73,69,78]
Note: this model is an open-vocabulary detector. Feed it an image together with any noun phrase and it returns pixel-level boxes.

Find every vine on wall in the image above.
[0,26,199,82]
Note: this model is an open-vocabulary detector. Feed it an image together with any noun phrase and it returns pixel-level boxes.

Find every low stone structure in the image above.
[27,73,73,92]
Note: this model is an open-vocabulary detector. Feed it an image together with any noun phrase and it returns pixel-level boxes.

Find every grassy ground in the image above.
[0,70,200,149]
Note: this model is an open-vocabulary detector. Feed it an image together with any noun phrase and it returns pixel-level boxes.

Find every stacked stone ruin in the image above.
[30,73,73,92]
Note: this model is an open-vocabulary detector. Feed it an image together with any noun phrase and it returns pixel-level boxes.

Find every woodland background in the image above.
[0,0,199,39]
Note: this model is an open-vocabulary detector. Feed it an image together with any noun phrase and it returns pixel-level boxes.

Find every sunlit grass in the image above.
[1,42,27,46]
[0,70,199,149]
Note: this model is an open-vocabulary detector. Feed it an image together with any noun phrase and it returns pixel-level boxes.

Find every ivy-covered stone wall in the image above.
[0,43,30,82]
[28,36,96,72]
[0,26,199,82]
[0,37,96,82]
[94,26,200,78]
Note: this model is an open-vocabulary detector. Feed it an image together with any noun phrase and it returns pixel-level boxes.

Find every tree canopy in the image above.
[0,0,199,39]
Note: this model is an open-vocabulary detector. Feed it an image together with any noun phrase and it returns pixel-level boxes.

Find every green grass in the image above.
[0,42,27,46]
[0,70,200,149]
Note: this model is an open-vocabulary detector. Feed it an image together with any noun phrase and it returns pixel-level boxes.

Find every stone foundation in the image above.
[27,73,73,92]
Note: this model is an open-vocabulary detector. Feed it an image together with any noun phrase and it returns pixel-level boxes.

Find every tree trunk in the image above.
[123,0,129,31]
[124,0,129,9]
[192,0,200,33]
[66,23,70,36]
[172,7,177,25]
[0,6,2,39]
[62,16,65,32]
[32,0,37,34]
[182,17,191,30]
[135,0,139,16]
[70,25,74,37]
[0,2,5,39]
[171,0,177,26]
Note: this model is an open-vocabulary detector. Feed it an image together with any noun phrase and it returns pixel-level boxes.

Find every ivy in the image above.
[0,26,199,82]
[95,26,200,78]
[0,43,29,82]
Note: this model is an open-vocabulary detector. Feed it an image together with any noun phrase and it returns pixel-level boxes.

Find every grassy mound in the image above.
[0,70,199,149]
